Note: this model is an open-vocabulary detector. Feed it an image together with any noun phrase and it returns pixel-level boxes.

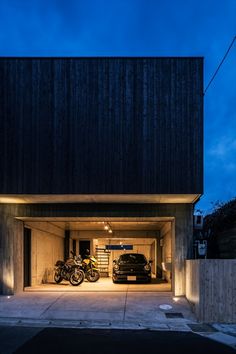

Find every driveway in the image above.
[1,287,236,352]
[0,283,193,330]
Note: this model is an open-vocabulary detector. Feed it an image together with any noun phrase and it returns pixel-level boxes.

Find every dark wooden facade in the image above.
[0,57,203,194]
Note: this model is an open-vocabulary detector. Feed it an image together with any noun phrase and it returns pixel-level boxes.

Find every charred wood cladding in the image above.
[0,57,203,194]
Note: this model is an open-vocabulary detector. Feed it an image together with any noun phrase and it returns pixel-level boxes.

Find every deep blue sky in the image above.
[0,0,235,214]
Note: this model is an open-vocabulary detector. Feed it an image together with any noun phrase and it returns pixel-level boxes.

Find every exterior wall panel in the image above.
[186,259,236,322]
[0,57,203,194]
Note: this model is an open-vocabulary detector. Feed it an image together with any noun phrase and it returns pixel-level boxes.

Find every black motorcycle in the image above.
[71,251,100,282]
[54,257,85,286]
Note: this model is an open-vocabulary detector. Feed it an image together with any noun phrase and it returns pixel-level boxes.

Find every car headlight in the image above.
[114,264,119,271]
[144,264,151,271]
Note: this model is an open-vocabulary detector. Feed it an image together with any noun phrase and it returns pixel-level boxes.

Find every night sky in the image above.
[0,0,235,214]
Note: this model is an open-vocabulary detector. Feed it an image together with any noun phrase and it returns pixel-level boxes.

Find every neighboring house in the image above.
[0,57,203,296]
[186,198,236,322]
[204,198,236,259]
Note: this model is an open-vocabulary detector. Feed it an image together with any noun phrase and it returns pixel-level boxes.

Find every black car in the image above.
[112,253,152,283]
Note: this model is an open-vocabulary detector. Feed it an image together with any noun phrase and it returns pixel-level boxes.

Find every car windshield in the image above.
[118,254,146,264]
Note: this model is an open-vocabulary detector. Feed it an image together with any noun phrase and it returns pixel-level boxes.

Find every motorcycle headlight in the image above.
[144,264,151,271]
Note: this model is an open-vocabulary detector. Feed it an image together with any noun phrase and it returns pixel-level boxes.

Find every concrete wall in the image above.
[70,230,159,240]
[186,259,236,323]
[160,223,172,282]
[174,206,193,296]
[25,222,64,286]
[0,207,24,295]
[94,238,157,276]
[0,203,194,296]
[186,260,200,316]
[150,241,156,275]
[70,230,159,277]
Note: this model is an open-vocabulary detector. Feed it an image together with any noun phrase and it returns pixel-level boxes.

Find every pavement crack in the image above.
[39,293,64,319]
[122,288,129,322]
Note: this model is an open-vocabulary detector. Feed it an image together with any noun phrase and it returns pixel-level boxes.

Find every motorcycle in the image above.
[54,256,85,286]
[71,251,100,282]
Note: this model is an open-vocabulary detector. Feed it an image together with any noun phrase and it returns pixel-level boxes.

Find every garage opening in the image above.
[21,218,173,292]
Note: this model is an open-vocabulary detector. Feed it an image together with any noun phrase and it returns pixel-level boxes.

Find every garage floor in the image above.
[25,278,171,292]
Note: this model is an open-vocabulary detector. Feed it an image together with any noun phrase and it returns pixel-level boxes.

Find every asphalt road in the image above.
[0,327,235,354]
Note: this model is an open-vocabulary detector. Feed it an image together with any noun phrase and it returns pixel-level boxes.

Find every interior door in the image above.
[79,240,91,259]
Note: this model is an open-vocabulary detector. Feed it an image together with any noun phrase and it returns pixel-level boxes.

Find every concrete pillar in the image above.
[173,205,194,296]
[0,211,14,295]
[64,229,70,260]
[0,209,24,295]
[0,212,13,294]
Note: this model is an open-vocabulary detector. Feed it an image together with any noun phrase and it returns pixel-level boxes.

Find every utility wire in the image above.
[204,36,236,95]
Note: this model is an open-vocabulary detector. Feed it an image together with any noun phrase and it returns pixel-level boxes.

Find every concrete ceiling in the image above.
[0,193,200,203]
[49,221,167,231]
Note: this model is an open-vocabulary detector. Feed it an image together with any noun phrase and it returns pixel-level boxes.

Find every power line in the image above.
[204,36,236,95]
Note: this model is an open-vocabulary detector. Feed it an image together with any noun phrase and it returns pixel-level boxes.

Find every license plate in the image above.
[127,276,136,281]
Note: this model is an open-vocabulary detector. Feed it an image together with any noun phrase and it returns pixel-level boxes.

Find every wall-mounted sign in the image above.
[105,245,133,250]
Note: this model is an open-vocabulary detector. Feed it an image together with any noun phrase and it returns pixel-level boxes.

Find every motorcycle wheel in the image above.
[86,269,100,282]
[69,269,85,286]
[54,272,63,284]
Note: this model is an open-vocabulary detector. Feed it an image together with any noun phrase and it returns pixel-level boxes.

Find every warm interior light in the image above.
[173,297,180,302]
[104,222,113,233]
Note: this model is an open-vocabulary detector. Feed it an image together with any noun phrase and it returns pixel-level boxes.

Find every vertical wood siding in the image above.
[186,259,236,322]
[0,57,203,194]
